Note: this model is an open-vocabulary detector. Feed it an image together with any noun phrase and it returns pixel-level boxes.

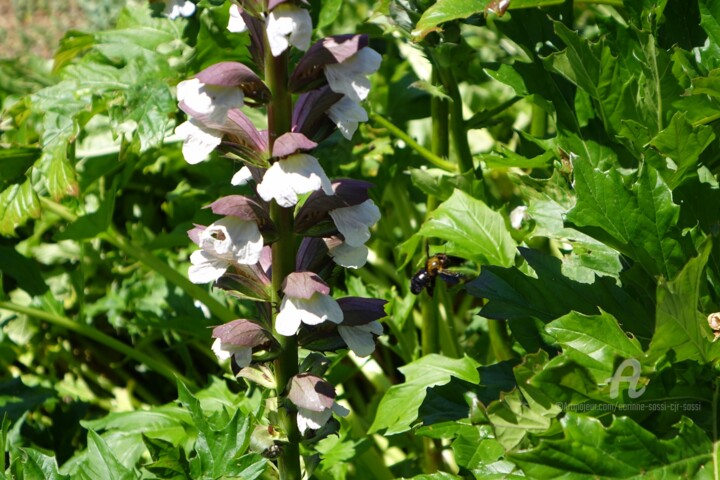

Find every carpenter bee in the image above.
[410,253,463,295]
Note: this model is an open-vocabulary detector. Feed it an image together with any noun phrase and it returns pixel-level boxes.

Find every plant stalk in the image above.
[265,45,301,480]
[370,113,457,171]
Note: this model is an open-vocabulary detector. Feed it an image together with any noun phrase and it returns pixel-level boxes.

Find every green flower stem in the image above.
[420,69,449,474]
[488,320,515,361]
[434,64,475,175]
[265,44,301,480]
[370,113,457,171]
[530,103,548,138]
[0,301,196,389]
[39,198,237,324]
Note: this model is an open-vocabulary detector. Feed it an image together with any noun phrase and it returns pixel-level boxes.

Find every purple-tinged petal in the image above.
[294,179,374,235]
[288,373,336,412]
[187,224,206,245]
[337,297,388,326]
[212,319,273,348]
[292,86,344,142]
[289,34,369,93]
[282,271,330,298]
[207,195,270,224]
[195,61,270,103]
[272,132,318,158]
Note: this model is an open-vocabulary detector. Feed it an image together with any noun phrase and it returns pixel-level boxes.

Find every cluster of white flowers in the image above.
[175,1,384,435]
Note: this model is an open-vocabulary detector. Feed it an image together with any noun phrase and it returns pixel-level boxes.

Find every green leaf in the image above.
[44,147,79,201]
[418,189,516,266]
[411,0,485,40]
[143,436,190,480]
[0,247,48,296]
[647,239,720,363]
[544,22,639,136]
[649,112,715,189]
[369,354,480,434]
[467,248,652,340]
[75,430,135,480]
[0,148,40,188]
[699,0,720,66]
[485,389,555,450]
[451,425,505,471]
[510,415,713,478]
[411,0,564,41]
[544,311,645,391]
[565,137,685,279]
[0,179,41,236]
[55,182,117,240]
[316,0,343,30]
[477,149,554,169]
[177,381,255,478]
[17,449,69,480]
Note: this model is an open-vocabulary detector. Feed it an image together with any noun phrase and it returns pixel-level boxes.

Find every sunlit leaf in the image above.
[369,354,479,435]
[419,189,516,266]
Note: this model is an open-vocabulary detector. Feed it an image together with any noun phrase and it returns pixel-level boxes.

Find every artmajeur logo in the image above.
[608,358,646,399]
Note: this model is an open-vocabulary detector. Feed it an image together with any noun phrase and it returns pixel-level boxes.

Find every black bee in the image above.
[410,253,463,295]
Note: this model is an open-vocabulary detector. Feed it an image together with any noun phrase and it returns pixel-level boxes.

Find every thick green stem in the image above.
[265,47,301,480]
[40,198,236,324]
[530,103,548,138]
[0,301,196,388]
[435,65,475,174]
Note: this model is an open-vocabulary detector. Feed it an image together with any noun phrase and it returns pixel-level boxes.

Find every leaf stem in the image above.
[0,301,196,388]
[370,113,457,171]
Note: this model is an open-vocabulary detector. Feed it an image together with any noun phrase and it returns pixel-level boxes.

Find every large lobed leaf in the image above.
[511,415,714,478]
[418,189,516,266]
[369,354,480,435]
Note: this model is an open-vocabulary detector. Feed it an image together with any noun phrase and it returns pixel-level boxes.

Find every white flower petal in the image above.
[227,5,248,32]
[297,406,332,434]
[326,240,368,268]
[177,78,244,124]
[276,297,303,336]
[166,0,196,19]
[338,323,380,357]
[324,48,382,103]
[327,97,368,140]
[509,205,529,230]
[256,154,333,208]
[188,249,229,284]
[231,166,253,186]
[175,119,223,164]
[233,347,252,368]
[277,294,343,335]
[211,338,232,361]
[200,216,263,265]
[266,5,312,57]
[303,294,344,325]
[212,338,253,368]
[328,199,381,247]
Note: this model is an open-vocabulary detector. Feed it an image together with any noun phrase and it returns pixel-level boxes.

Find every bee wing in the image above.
[438,271,463,286]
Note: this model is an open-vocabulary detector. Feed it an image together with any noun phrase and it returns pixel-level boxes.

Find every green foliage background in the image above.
[1,0,719,478]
